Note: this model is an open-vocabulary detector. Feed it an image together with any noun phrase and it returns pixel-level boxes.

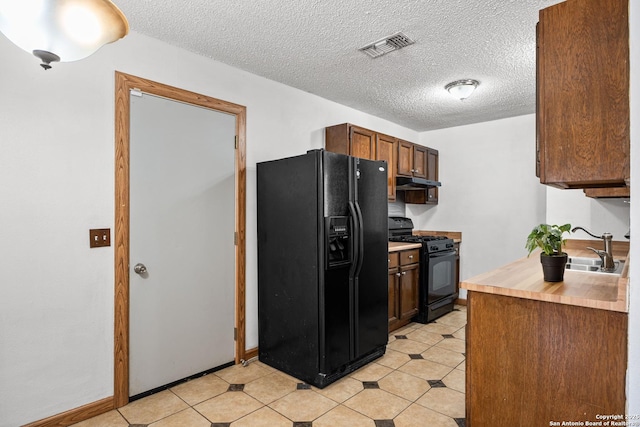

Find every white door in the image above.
[129,91,236,397]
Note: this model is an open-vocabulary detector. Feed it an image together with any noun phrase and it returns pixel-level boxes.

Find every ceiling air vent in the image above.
[359,32,415,59]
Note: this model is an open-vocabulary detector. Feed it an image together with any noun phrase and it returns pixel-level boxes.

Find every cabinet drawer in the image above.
[400,249,419,265]
[388,252,399,269]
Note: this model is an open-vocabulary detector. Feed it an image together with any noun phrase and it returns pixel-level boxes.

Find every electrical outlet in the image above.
[89,228,111,248]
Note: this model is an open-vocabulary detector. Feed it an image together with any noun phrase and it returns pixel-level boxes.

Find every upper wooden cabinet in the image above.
[325,123,396,200]
[326,123,376,159]
[584,187,630,199]
[350,126,376,160]
[397,140,413,176]
[536,0,629,189]
[426,148,439,203]
[397,140,427,178]
[412,145,428,179]
[404,147,439,205]
[376,133,397,201]
[325,123,439,204]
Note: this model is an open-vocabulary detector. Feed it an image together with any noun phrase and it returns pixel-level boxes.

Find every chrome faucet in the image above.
[571,226,615,272]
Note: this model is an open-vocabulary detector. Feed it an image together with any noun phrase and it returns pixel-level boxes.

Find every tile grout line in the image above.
[79,310,466,426]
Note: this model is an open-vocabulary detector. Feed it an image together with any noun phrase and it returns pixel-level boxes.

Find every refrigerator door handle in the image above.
[348,201,360,278]
[353,201,365,278]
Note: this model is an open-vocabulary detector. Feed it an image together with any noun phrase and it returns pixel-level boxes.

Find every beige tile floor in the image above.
[72,306,467,427]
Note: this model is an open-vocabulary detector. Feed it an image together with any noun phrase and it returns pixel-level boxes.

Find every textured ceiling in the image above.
[114,0,563,132]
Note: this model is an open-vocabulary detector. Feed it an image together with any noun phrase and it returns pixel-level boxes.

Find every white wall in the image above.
[546,187,630,240]
[412,113,631,298]
[410,114,547,298]
[627,0,639,413]
[0,32,419,426]
[1,10,637,424]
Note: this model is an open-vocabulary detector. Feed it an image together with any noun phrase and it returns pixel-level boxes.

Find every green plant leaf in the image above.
[525,223,572,256]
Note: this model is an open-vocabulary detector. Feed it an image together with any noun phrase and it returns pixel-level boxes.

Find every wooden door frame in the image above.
[113,72,246,407]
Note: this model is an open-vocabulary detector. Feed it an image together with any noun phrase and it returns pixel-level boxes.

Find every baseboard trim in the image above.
[23,345,258,426]
[244,346,258,361]
[455,297,467,306]
[22,396,114,427]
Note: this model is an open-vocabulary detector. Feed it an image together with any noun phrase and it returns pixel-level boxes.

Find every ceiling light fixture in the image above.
[445,79,480,100]
[0,0,129,70]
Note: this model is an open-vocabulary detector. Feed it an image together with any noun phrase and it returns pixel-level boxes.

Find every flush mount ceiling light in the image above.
[445,79,480,100]
[0,0,129,70]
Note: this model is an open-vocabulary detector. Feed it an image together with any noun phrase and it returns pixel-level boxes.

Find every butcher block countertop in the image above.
[388,242,422,252]
[461,239,630,313]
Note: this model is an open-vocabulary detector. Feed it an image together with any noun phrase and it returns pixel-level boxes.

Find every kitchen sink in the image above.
[567,256,603,266]
[565,257,624,275]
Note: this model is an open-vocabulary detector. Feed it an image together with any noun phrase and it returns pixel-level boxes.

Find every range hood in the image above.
[395,176,441,190]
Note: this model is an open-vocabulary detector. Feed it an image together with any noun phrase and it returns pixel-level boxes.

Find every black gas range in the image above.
[388,217,458,323]
[389,234,454,254]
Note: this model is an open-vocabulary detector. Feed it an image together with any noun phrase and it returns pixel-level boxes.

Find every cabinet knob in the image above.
[402,271,407,275]
[396,272,401,277]
[408,255,413,259]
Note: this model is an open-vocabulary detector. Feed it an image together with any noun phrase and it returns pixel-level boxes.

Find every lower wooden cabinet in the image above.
[388,262,400,327]
[466,291,627,425]
[388,249,420,332]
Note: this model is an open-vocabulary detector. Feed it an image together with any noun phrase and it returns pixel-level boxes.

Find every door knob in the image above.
[134,263,147,274]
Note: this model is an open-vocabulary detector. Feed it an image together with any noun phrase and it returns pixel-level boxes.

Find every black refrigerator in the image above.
[257,149,388,388]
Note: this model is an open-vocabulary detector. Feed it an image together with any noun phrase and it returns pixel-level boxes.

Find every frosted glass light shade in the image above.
[0,0,128,69]
[445,79,480,100]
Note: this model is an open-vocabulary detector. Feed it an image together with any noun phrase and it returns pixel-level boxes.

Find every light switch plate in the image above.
[89,228,111,248]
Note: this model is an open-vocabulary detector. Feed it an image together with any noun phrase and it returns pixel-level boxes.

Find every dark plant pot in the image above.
[540,252,568,282]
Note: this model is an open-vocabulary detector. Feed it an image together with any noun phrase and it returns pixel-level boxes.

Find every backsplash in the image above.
[388,196,406,217]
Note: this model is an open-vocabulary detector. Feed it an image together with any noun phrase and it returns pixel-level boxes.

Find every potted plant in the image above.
[525,223,572,282]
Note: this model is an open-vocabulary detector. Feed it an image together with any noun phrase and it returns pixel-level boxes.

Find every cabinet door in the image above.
[397,140,414,177]
[349,125,376,160]
[537,0,629,188]
[399,263,419,320]
[404,146,439,205]
[376,133,397,201]
[412,145,427,179]
[426,148,438,203]
[467,291,627,425]
[454,242,460,295]
[388,267,400,328]
[400,249,419,265]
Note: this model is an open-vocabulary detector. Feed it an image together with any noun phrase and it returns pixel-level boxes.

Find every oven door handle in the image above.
[429,250,457,258]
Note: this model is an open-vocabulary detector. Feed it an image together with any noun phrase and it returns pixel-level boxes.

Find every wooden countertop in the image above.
[388,242,422,252]
[461,239,630,313]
